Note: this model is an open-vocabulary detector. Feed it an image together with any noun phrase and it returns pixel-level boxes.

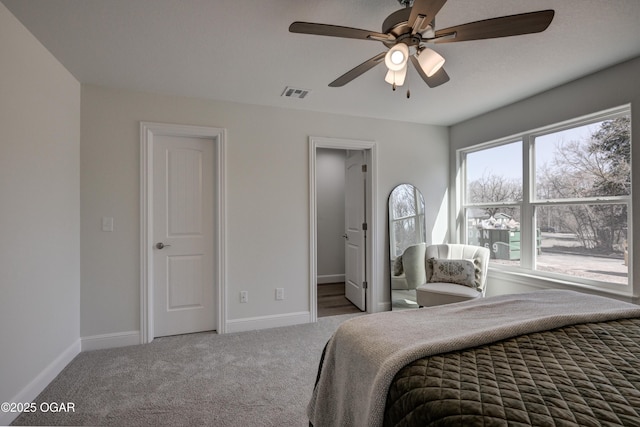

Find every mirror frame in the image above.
[388,183,426,310]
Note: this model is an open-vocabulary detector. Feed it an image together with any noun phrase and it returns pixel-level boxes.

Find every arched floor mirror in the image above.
[389,184,426,310]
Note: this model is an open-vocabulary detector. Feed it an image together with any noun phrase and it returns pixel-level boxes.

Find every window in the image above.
[461,107,631,287]
[465,141,523,267]
[389,184,425,257]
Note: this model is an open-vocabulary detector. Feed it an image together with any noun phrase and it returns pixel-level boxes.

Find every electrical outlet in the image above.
[276,288,284,300]
[240,291,248,303]
[101,216,114,232]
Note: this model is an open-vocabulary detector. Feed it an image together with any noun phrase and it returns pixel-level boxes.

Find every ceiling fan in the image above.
[289,0,554,91]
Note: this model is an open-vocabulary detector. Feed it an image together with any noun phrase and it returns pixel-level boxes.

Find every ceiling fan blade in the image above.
[408,0,448,32]
[289,22,390,41]
[410,55,450,88]
[434,10,554,43]
[329,52,386,87]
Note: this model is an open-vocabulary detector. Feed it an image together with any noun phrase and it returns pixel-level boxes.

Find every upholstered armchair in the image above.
[391,243,427,290]
[407,244,490,307]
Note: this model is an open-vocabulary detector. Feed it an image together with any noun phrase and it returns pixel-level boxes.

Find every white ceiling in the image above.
[3,0,640,126]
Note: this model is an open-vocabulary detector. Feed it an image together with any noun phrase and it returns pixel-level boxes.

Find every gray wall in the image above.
[80,84,450,336]
[0,3,81,423]
[450,57,640,300]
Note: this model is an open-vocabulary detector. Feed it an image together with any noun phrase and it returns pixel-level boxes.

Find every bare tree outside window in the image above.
[535,117,629,253]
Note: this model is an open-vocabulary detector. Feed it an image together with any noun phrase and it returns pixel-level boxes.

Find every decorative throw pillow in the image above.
[428,258,479,289]
[392,255,404,276]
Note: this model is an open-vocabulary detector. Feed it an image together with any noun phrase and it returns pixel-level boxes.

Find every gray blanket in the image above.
[307,290,640,427]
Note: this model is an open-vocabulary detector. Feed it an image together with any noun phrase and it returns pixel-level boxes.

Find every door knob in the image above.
[342,234,349,240]
[156,242,171,249]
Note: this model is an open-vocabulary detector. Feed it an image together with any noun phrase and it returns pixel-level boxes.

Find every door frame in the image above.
[309,136,378,322]
[140,122,227,343]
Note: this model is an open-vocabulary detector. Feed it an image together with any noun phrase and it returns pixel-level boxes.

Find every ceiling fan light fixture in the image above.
[384,64,407,86]
[417,48,445,77]
[290,5,555,90]
[385,43,409,71]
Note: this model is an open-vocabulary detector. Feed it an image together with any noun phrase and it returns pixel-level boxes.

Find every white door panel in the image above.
[345,242,362,300]
[168,255,203,309]
[344,150,366,311]
[153,135,215,337]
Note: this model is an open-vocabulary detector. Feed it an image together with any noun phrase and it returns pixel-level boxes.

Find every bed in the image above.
[307,290,640,427]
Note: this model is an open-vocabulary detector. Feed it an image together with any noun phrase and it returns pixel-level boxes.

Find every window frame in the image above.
[457,105,632,293]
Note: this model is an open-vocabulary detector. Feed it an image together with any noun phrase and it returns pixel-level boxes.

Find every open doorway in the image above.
[309,137,378,322]
[315,148,361,317]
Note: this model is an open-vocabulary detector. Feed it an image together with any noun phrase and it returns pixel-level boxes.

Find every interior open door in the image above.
[344,150,366,311]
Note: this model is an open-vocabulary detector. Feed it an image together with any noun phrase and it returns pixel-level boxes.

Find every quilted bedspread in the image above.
[308,291,640,427]
[384,318,640,427]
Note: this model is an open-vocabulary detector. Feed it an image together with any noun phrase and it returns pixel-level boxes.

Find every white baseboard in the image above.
[378,301,392,312]
[225,311,311,334]
[317,274,345,284]
[81,330,140,351]
[0,339,81,426]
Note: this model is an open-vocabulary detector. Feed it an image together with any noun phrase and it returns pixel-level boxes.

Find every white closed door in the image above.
[344,150,366,311]
[153,135,216,337]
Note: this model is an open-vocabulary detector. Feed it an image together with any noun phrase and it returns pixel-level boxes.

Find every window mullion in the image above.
[457,151,467,243]
[520,135,534,270]
[532,196,630,206]
[464,201,521,208]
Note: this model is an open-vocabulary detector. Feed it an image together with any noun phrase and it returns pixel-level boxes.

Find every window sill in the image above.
[487,267,636,303]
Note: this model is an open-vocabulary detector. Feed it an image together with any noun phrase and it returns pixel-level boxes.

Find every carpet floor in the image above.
[12,313,363,427]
